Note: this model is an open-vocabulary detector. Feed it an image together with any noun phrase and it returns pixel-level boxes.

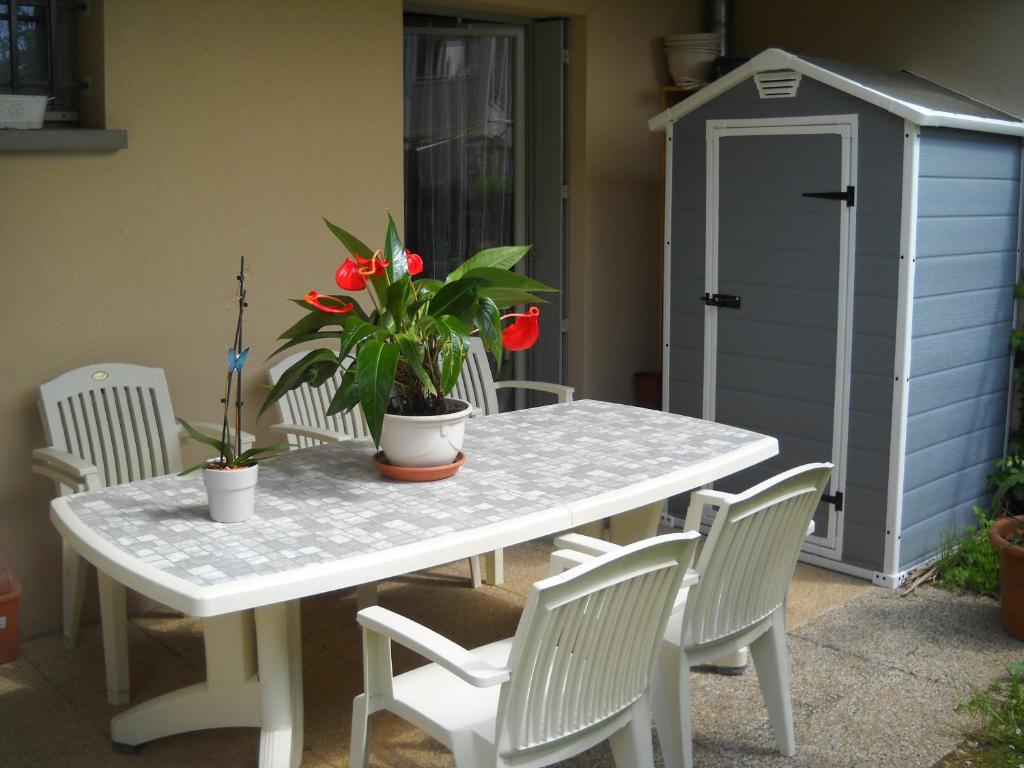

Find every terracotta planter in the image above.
[989,516,1024,640]
[0,560,22,664]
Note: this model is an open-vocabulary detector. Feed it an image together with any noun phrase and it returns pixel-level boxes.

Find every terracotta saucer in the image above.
[372,451,466,482]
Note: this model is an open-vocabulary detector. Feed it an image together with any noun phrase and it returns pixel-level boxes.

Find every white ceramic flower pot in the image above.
[379,398,472,468]
[203,464,258,523]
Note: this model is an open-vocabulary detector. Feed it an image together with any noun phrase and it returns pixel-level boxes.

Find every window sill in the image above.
[0,128,127,152]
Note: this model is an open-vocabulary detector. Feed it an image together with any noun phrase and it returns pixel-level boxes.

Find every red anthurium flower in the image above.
[356,250,390,278]
[335,259,366,291]
[305,291,354,314]
[405,249,424,276]
[501,306,541,351]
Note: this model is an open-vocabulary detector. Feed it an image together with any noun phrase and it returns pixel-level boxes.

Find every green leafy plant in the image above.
[180,257,289,474]
[934,507,1001,598]
[989,453,1024,517]
[958,663,1024,759]
[260,213,556,447]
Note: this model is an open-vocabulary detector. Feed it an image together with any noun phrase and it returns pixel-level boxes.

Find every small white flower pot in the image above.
[379,398,472,468]
[203,464,258,523]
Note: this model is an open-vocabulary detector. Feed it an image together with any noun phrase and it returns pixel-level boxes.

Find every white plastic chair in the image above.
[33,362,253,703]
[350,532,701,768]
[453,337,574,418]
[553,463,832,768]
[267,353,488,591]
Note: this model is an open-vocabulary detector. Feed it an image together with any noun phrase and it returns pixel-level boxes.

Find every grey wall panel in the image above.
[911,325,1010,377]
[667,74,905,558]
[917,129,1022,179]
[907,356,1011,415]
[901,501,986,570]
[902,461,994,530]
[915,251,1018,297]
[911,287,1014,337]
[903,422,1005,492]
[906,391,1008,453]
[916,216,1019,257]
[918,177,1020,217]
[841,518,885,571]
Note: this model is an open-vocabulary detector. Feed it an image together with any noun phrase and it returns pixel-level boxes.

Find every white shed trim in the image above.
[650,48,1024,138]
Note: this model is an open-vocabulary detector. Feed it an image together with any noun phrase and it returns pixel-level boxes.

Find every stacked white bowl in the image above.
[663,32,720,87]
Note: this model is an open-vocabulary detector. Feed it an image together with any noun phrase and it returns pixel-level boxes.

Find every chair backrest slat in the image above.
[495,534,699,758]
[456,338,500,416]
[681,464,832,650]
[268,353,371,447]
[39,364,183,487]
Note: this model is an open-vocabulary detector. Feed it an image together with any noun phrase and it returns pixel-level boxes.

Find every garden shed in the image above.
[650,48,1024,586]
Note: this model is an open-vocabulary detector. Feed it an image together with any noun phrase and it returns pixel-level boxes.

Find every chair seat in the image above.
[391,637,513,741]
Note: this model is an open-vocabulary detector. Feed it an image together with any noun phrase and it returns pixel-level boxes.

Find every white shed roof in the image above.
[650,48,1024,137]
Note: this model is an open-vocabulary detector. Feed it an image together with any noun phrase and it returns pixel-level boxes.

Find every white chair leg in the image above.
[97,571,130,705]
[749,610,795,756]
[608,697,655,768]
[62,541,88,649]
[652,642,693,768]
[468,556,483,589]
[349,693,371,768]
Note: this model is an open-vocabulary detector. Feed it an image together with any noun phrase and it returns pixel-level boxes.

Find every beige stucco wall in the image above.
[731,0,1024,118]
[1,0,699,637]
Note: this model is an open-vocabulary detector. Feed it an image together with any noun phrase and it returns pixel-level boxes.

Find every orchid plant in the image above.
[260,213,555,447]
[179,257,290,473]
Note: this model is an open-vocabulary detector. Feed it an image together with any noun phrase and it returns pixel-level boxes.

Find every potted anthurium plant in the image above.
[261,213,555,471]
[179,258,289,522]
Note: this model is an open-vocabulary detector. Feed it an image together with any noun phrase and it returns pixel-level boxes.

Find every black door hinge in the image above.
[821,491,844,511]
[700,293,741,309]
[802,185,855,207]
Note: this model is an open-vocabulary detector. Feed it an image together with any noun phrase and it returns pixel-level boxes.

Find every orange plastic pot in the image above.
[0,561,23,664]
[989,516,1024,641]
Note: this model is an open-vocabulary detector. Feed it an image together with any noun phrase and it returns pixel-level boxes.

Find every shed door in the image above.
[704,121,856,559]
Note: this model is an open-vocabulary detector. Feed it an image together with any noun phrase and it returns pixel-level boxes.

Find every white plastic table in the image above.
[50,400,777,768]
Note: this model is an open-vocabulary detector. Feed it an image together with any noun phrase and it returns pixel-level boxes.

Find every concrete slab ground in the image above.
[0,539,1019,767]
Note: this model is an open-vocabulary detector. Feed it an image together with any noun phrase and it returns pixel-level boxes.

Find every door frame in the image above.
[703,114,859,559]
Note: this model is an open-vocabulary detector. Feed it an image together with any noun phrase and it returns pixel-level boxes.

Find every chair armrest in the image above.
[177,421,256,452]
[552,533,620,557]
[357,606,510,688]
[269,422,353,445]
[32,447,101,492]
[494,380,574,403]
[682,489,734,532]
[547,549,595,576]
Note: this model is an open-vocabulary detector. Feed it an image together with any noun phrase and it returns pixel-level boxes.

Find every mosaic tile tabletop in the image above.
[57,400,771,590]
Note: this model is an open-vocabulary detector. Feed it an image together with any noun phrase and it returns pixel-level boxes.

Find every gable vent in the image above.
[755,70,801,99]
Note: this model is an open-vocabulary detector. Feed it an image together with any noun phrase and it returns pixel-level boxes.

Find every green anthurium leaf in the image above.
[326,368,359,416]
[338,315,380,361]
[259,348,339,417]
[306,359,340,387]
[356,340,400,447]
[386,277,412,326]
[415,278,443,297]
[446,245,531,282]
[478,287,548,309]
[267,331,340,361]
[397,336,437,395]
[439,339,469,396]
[324,217,374,261]
[288,295,367,321]
[278,309,339,341]
[460,267,557,293]
[475,296,503,369]
[385,211,409,280]
[428,277,486,319]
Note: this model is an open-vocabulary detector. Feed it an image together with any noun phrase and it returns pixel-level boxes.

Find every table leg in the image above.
[608,500,664,545]
[110,611,261,748]
[483,549,504,586]
[256,601,303,768]
[97,571,129,706]
[62,541,88,650]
